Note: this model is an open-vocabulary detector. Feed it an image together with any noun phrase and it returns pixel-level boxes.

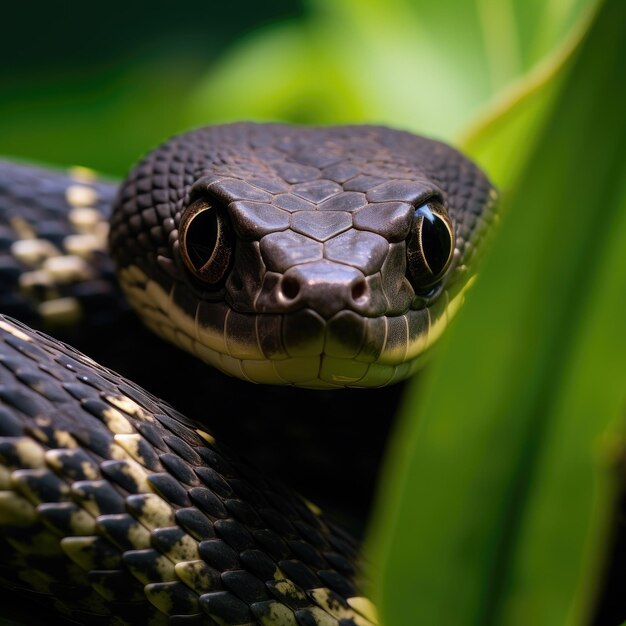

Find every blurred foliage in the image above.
[1,1,625,626]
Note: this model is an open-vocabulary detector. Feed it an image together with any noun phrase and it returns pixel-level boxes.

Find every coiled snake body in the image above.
[0,124,495,625]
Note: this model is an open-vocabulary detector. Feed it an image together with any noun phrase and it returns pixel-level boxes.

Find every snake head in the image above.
[110,123,497,388]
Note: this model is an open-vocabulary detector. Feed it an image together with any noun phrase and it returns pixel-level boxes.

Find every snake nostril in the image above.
[280,275,301,300]
[351,279,367,302]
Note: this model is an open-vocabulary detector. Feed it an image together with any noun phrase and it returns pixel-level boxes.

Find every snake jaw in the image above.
[117,259,470,388]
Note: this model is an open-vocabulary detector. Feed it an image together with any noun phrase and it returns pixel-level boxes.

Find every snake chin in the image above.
[118,264,473,389]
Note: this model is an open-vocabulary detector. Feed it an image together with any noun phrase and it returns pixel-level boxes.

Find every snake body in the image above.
[0,123,496,624]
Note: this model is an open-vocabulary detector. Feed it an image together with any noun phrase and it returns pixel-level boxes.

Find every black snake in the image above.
[0,123,496,625]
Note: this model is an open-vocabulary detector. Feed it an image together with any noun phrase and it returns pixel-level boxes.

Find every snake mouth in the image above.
[118,264,471,388]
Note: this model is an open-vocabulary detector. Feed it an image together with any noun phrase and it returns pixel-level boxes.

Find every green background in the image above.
[0,1,303,173]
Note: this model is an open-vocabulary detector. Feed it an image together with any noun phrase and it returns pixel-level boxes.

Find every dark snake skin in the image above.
[0,316,371,625]
[0,123,497,625]
[0,161,123,332]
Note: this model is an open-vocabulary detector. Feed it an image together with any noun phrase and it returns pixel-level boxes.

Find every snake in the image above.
[0,123,497,625]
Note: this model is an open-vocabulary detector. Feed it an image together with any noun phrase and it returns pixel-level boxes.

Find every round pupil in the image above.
[418,207,452,277]
[184,208,219,270]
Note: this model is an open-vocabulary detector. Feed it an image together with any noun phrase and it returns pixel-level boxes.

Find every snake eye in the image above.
[179,200,233,285]
[406,201,455,293]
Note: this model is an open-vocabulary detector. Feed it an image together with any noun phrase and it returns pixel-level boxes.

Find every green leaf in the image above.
[458,0,601,189]
[367,0,626,625]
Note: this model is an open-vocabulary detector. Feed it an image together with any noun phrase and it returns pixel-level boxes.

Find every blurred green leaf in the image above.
[458,1,600,189]
[187,0,597,143]
[367,1,626,625]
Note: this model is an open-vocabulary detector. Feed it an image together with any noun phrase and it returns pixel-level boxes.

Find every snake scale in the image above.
[0,123,497,625]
